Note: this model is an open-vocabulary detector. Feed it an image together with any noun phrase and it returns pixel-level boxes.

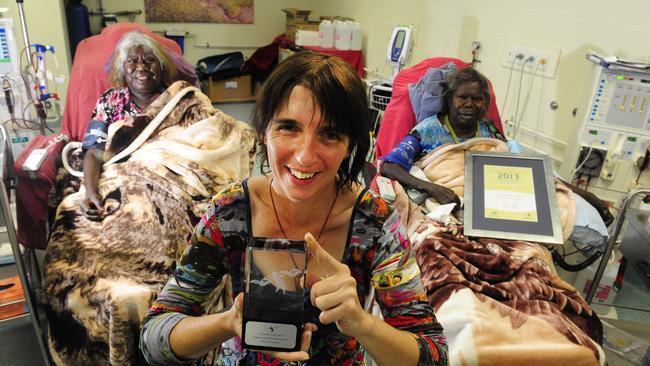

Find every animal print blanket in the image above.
[389,139,605,366]
[42,81,255,365]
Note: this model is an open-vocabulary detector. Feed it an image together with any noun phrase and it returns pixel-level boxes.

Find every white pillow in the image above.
[569,191,608,248]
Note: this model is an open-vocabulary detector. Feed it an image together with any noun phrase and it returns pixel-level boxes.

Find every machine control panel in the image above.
[589,69,650,130]
[0,19,18,76]
[561,64,650,204]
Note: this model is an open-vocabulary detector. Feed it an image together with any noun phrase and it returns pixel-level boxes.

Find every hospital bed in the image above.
[3,26,190,364]
[13,23,194,251]
[370,57,609,365]
[7,23,252,365]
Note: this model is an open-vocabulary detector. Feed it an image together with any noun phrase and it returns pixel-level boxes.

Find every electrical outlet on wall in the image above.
[505,46,525,64]
[503,45,561,79]
[536,51,550,71]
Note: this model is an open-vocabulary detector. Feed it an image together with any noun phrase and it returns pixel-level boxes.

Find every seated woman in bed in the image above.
[41,31,255,365]
[379,67,505,207]
[80,31,179,220]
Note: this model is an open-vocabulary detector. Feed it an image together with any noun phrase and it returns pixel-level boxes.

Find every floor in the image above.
[0,314,47,366]
[0,260,47,366]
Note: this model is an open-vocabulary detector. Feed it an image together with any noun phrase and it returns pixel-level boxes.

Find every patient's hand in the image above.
[80,193,104,221]
[423,182,460,209]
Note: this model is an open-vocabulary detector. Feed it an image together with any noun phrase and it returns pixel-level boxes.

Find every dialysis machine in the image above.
[559,59,650,207]
[0,17,40,159]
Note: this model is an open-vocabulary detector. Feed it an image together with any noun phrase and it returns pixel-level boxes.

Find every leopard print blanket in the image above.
[42,81,255,365]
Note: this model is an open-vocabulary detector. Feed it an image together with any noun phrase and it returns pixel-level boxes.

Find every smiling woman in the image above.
[140,52,449,366]
[79,31,178,221]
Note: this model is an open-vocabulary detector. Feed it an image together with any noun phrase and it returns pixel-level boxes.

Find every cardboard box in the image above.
[295,30,320,46]
[282,8,311,23]
[282,8,320,41]
[205,74,255,103]
[0,276,27,320]
[286,22,320,41]
[281,8,350,41]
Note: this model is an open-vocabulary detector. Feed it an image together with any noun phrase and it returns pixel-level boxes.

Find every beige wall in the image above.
[307,0,650,168]
[9,0,650,166]
[84,0,307,65]
[3,0,70,106]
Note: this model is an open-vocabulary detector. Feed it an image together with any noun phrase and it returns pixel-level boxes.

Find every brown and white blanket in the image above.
[42,81,255,365]
[390,138,604,366]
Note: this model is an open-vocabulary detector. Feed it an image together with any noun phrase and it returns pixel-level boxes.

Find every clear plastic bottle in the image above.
[350,21,363,50]
[334,20,351,50]
[319,19,335,48]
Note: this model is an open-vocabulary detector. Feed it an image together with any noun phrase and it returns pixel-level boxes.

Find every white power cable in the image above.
[514,60,541,139]
[511,56,533,140]
[500,58,518,117]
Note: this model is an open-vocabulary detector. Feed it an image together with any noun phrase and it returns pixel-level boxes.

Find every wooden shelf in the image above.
[213,96,258,104]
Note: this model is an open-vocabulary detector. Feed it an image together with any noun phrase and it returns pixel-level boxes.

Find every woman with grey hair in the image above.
[80,31,179,220]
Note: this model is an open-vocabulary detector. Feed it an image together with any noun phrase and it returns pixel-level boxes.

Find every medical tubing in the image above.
[512,58,532,140]
[572,145,594,177]
[500,59,517,118]
[2,78,14,115]
[561,240,595,256]
[517,63,541,125]
[551,249,602,272]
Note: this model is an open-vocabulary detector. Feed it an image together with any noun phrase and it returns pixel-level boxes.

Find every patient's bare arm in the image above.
[380,161,460,206]
[80,148,104,220]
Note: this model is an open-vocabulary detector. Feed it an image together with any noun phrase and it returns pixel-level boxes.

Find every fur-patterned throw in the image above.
[42,81,255,365]
[389,139,604,366]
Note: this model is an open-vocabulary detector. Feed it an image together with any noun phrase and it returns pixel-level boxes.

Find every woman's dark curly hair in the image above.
[251,52,369,190]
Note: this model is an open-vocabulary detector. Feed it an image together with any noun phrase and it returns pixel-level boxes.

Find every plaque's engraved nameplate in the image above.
[244,321,298,349]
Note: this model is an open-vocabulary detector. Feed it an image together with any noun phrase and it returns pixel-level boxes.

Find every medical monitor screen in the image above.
[394,30,405,49]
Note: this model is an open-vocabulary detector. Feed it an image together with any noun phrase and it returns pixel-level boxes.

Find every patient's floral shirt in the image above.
[140,181,448,366]
[81,87,140,151]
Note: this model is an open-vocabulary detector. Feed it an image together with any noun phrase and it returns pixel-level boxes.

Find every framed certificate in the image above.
[463,151,563,244]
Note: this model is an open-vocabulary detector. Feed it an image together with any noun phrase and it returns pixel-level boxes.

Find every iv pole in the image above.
[15,0,46,134]
[15,0,31,52]
[8,4,53,365]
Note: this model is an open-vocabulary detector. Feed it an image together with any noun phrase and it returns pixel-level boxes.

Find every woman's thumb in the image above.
[233,293,244,312]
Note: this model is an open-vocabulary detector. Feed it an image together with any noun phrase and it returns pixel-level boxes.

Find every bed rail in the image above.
[586,188,650,303]
[0,125,51,364]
